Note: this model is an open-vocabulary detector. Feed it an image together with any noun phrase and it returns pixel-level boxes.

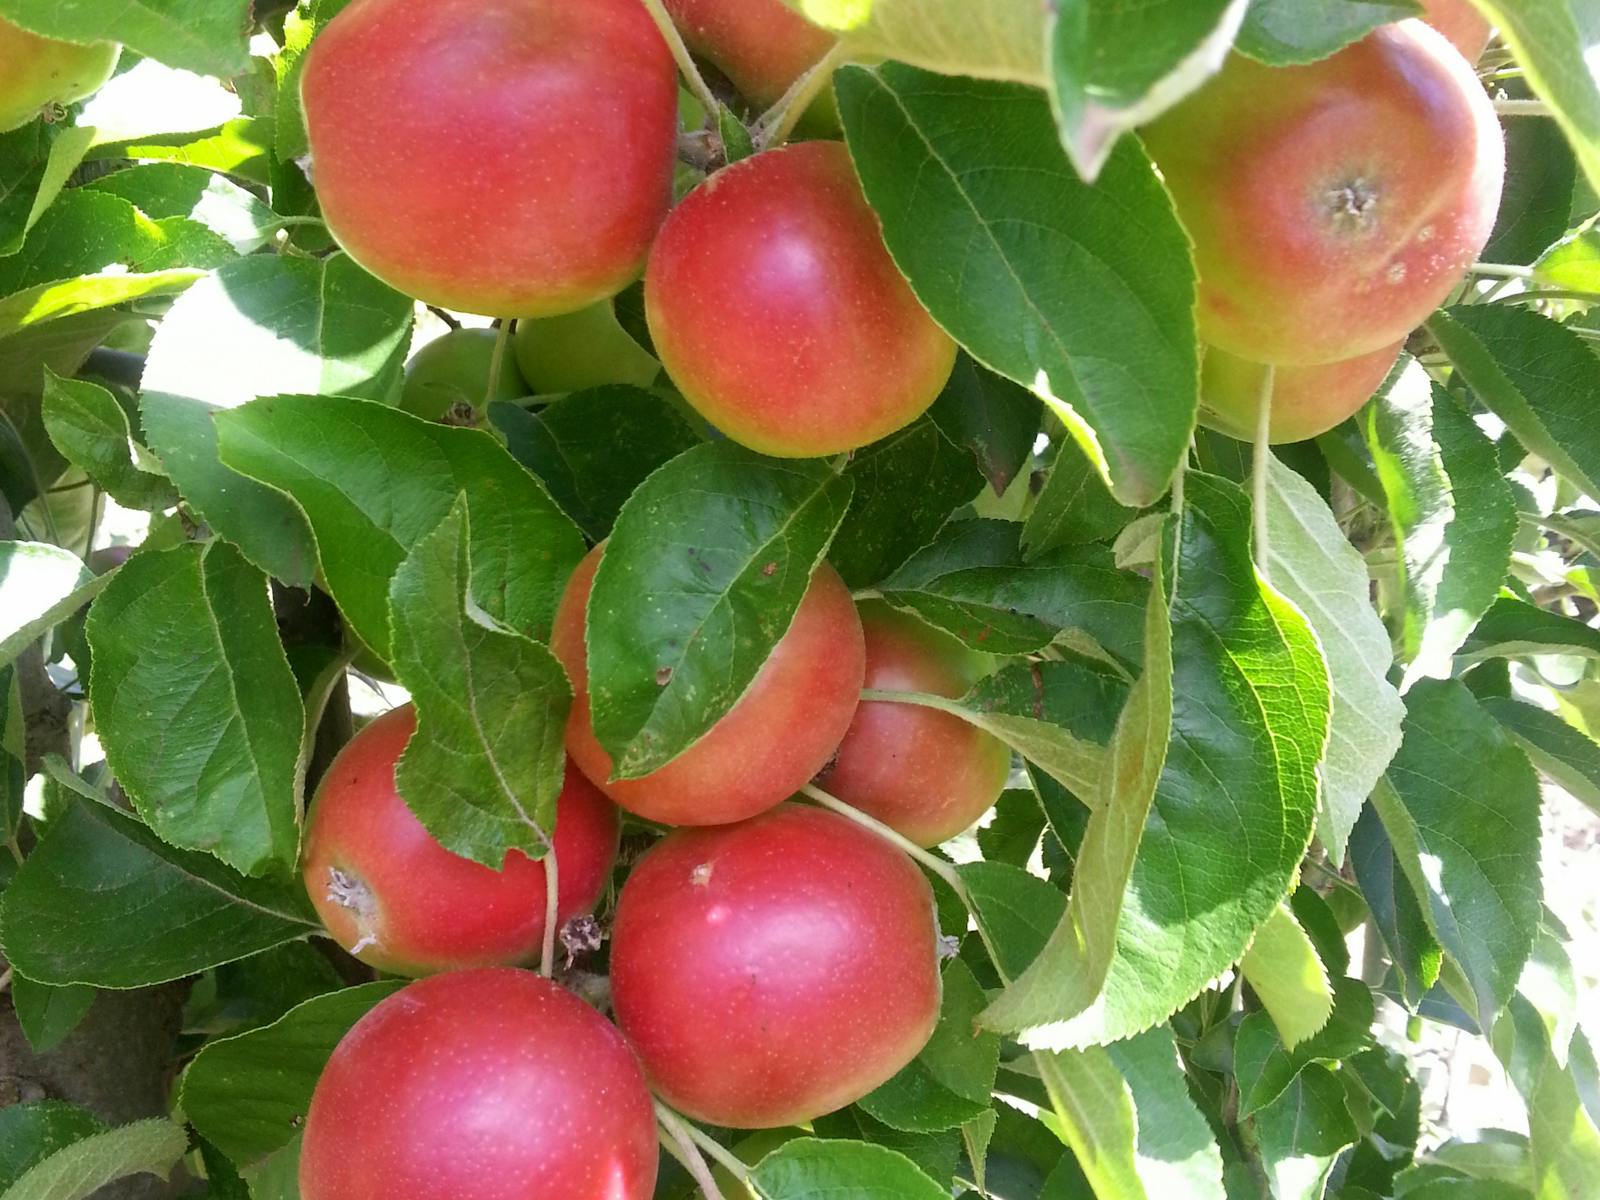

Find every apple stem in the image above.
[637,0,723,129]
[538,838,560,979]
[484,320,511,411]
[753,43,849,151]
[655,1107,728,1200]
[1251,365,1275,583]
[1469,262,1534,279]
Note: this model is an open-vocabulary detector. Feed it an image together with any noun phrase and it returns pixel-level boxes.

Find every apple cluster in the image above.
[246,0,1512,1195]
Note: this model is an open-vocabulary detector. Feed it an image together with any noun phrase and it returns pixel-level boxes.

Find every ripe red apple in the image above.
[609,804,942,1128]
[302,705,620,977]
[400,328,528,420]
[300,968,657,1200]
[1199,339,1405,444]
[300,0,678,317]
[663,0,835,108]
[0,17,120,133]
[644,141,958,457]
[550,544,864,826]
[819,602,1009,847]
[513,301,660,394]
[1142,21,1503,367]
[1419,0,1492,62]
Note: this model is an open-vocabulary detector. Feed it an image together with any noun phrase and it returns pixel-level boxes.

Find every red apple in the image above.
[1142,21,1503,366]
[302,705,620,977]
[300,968,657,1200]
[663,0,835,108]
[0,17,120,133]
[551,544,864,826]
[819,602,1010,847]
[1419,0,1492,62]
[300,0,678,317]
[644,141,958,457]
[1199,339,1405,443]
[609,804,942,1128]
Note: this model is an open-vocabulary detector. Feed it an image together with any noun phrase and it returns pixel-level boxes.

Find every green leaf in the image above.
[781,0,1048,86]
[587,443,852,779]
[750,1136,948,1200]
[1235,977,1375,1116]
[1375,679,1543,1023]
[10,977,94,1054]
[0,1103,103,1192]
[1240,904,1334,1051]
[859,959,1000,1133]
[0,0,251,77]
[1467,0,1600,195]
[942,659,1125,796]
[41,369,176,511]
[1236,0,1421,64]
[1348,805,1442,1008]
[0,1116,186,1200]
[812,1111,961,1190]
[1430,306,1600,504]
[1023,437,1134,557]
[831,417,983,589]
[1049,0,1248,180]
[837,63,1197,508]
[927,354,1041,498]
[86,163,284,254]
[1107,1026,1226,1198]
[1034,1048,1146,1199]
[880,526,1149,664]
[1485,115,1581,267]
[1250,1063,1360,1199]
[0,541,104,670]
[1492,995,1600,1200]
[985,473,1330,1048]
[140,253,415,587]
[1411,391,1517,681]
[182,981,404,1167]
[1482,696,1600,817]
[489,386,700,542]
[957,860,1068,981]
[388,502,572,867]
[214,393,584,658]
[0,123,93,258]
[1365,358,1452,663]
[0,797,317,987]
[1458,597,1600,663]
[86,541,303,877]
[91,118,272,185]
[1263,456,1403,862]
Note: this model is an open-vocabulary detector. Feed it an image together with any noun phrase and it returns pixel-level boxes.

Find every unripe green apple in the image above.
[820,602,1010,847]
[513,301,659,394]
[645,141,957,457]
[1199,340,1404,444]
[301,0,678,317]
[0,17,120,133]
[399,328,527,420]
[1143,21,1503,367]
[1419,0,1492,62]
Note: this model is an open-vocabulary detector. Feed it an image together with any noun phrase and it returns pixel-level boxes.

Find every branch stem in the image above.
[638,0,722,122]
[1493,98,1552,118]
[753,43,848,150]
[655,1106,726,1200]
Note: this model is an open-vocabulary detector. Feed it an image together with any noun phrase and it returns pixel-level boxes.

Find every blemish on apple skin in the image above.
[691,862,714,887]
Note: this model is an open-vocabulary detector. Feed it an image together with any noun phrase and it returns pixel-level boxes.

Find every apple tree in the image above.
[0,0,1598,1198]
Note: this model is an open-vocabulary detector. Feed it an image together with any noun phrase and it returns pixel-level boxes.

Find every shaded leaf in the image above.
[0,541,104,670]
[42,370,175,511]
[750,1137,947,1200]
[1236,0,1421,65]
